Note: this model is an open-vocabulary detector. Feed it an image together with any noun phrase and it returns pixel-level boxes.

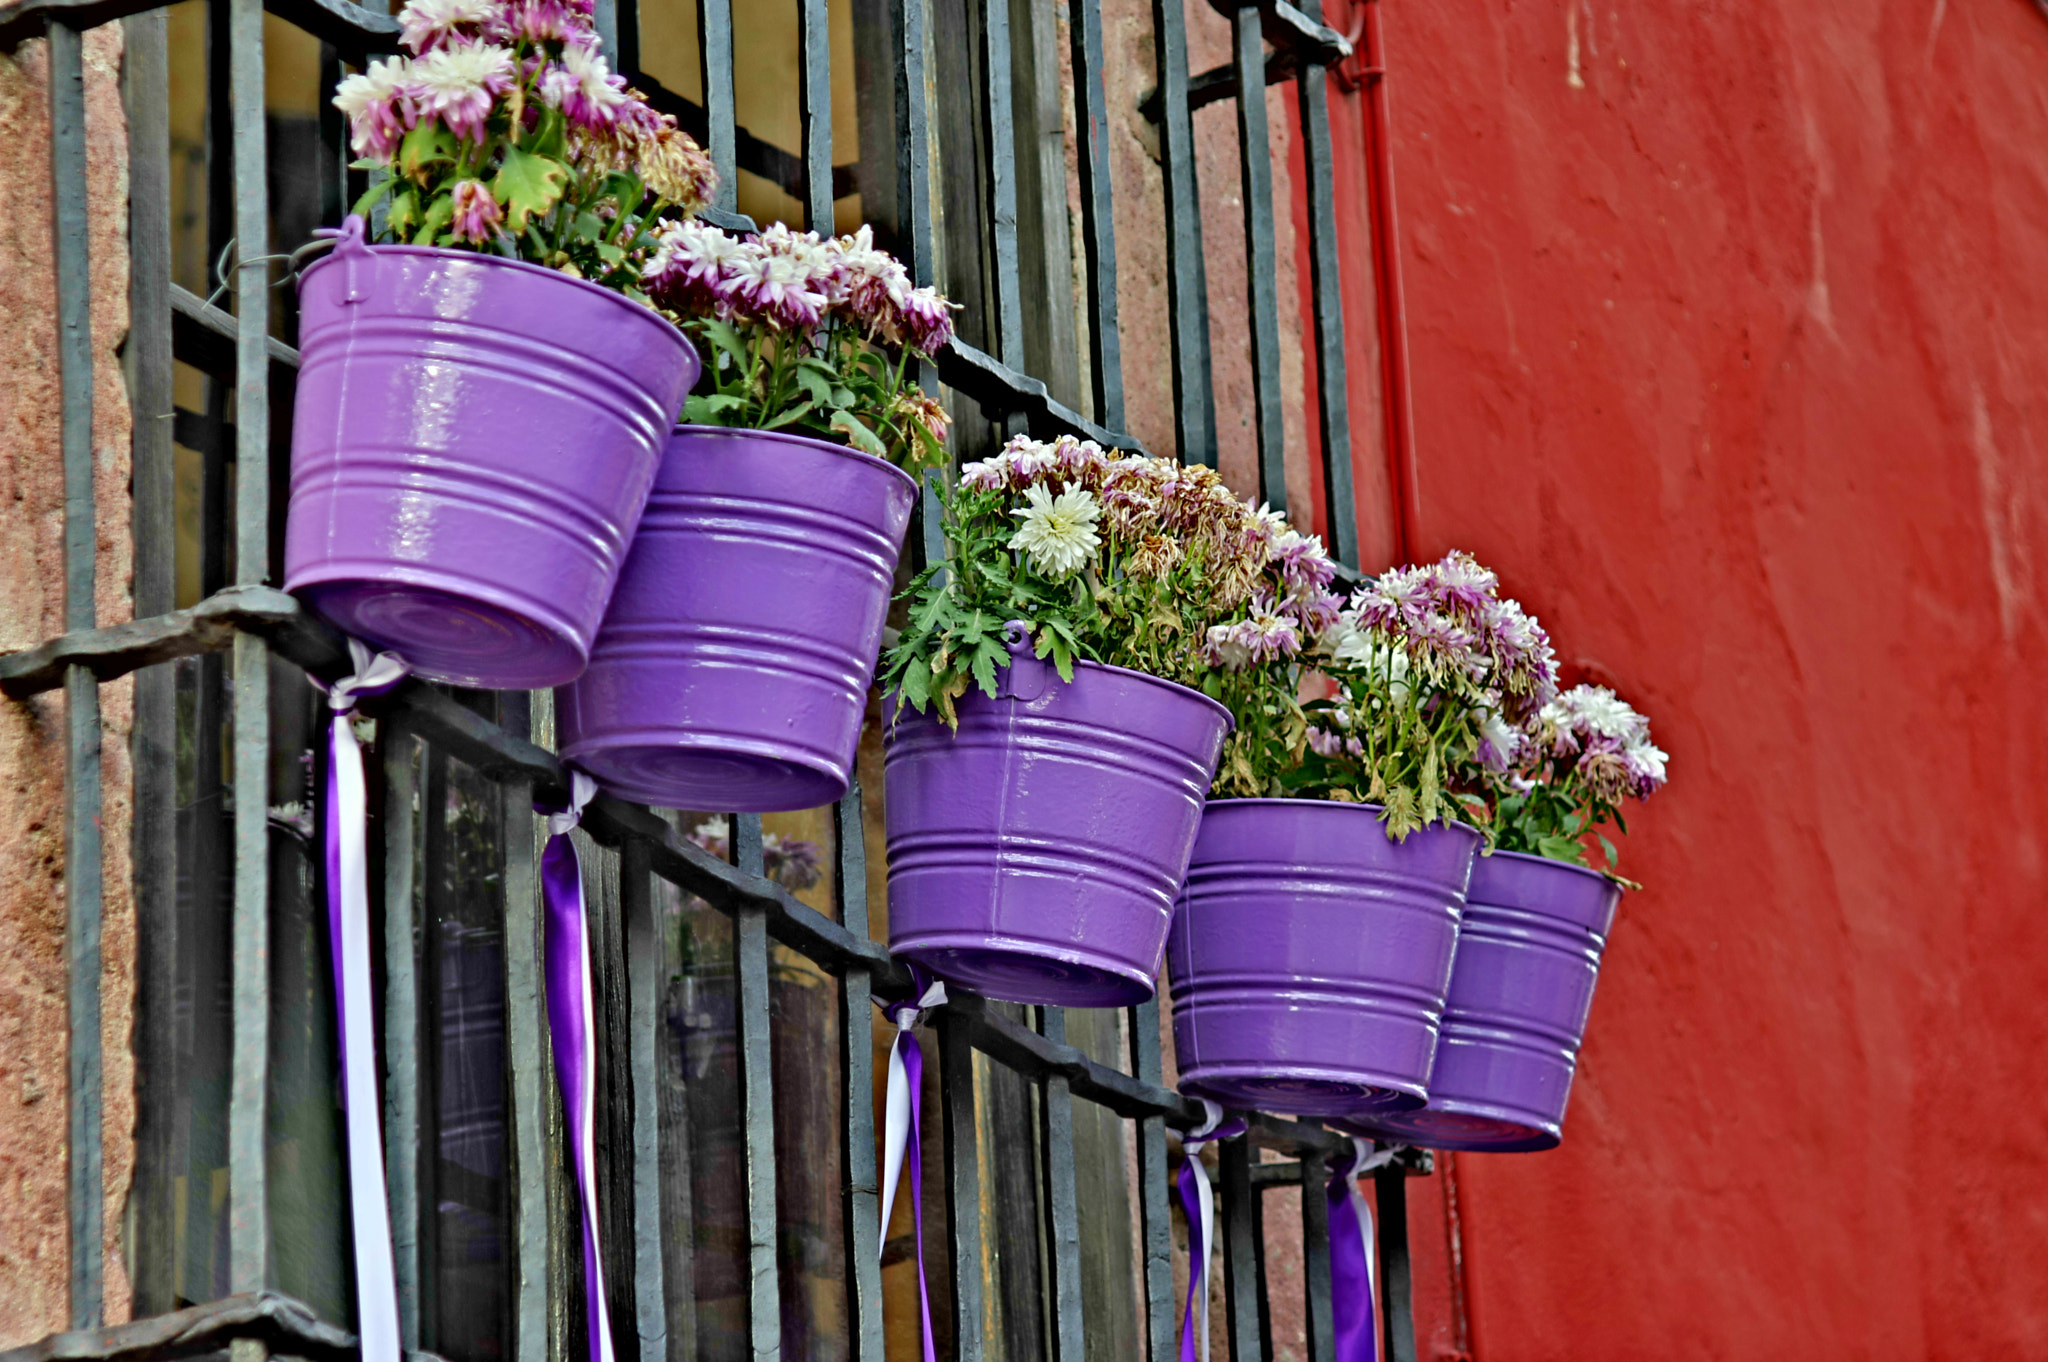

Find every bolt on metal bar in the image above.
[939,1013,987,1360]
[48,16,103,1330]
[694,0,736,210]
[731,816,782,1357]
[1220,1136,1271,1361]
[1128,1000,1176,1360]
[798,0,832,232]
[381,725,423,1349]
[1290,0,1359,567]
[1149,0,1217,467]
[226,0,273,1301]
[1232,4,1288,513]
[1037,1008,1086,1362]
[1067,0,1123,429]
[835,786,886,1362]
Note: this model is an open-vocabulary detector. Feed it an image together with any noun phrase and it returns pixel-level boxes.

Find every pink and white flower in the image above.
[409,41,515,143]
[333,56,417,159]
[448,178,502,243]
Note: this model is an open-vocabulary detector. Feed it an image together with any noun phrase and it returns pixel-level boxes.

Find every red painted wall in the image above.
[1338,1,2048,1355]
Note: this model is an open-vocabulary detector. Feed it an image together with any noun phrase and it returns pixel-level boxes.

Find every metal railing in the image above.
[0,0,1428,1355]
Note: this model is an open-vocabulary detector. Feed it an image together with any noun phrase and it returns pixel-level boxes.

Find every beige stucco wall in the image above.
[0,24,137,1345]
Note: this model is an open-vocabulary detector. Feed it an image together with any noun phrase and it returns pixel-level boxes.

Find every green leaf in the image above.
[413,193,454,245]
[526,106,569,161]
[793,366,833,408]
[829,410,888,458]
[697,318,750,367]
[350,174,400,220]
[763,400,817,431]
[386,188,419,236]
[681,393,751,425]
[493,148,569,232]
[397,120,459,179]
[898,657,931,710]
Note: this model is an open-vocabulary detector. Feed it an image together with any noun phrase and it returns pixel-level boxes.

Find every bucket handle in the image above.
[997,620,1049,702]
[309,214,375,305]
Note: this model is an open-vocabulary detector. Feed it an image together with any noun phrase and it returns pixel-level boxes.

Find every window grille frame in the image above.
[0,0,1435,1355]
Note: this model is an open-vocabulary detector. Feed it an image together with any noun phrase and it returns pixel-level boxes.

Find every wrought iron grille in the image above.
[0,0,1436,1355]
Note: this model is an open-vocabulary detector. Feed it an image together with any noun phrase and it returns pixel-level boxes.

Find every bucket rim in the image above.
[1471,844,1625,893]
[1196,795,1482,846]
[668,422,921,500]
[298,238,692,349]
[885,654,1236,735]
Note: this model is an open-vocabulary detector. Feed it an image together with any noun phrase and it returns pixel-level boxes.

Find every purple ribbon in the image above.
[319,639,409,1362]
[1328,1137,1399,1362]
[1176,1100,1248,1362]
[878,965,947,1362]
[538,771,613,1362]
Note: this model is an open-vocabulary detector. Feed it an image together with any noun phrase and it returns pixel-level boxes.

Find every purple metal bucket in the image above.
[285,216,698,688]
[883,646,1232,1007]
[1166,800,1480,1117]
[1347,849,1620,1151]
[557,426,917,812]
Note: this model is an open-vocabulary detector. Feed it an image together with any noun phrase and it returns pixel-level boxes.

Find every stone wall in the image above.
[0,24,136,1344]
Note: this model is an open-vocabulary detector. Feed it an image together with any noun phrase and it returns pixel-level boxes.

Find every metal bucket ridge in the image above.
[285,217,698,688]
[1167,799,1480,1116]
[884,651,1232,1007]
[1349,848,1620,1151]
[558,425,918,813]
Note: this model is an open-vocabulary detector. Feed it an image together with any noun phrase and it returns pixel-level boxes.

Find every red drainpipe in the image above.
[1356,0,1422,564]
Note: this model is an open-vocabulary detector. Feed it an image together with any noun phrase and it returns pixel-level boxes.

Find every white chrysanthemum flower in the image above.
[1476,707,1523,773]
[1329,627,1412,701]
[1009,482,1102,577]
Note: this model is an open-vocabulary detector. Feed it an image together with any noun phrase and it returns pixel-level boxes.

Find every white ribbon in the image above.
[1182,1099,1233,1362]
[877,975,947,1254]
[323,639,408,1362]
[1344,1137,1400,1305]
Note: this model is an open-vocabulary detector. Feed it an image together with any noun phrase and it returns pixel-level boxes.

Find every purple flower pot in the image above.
[558,426,917,812]
[1166,800,1480,1117]
[1346,849,1620,1152]
[285,216,698,688]
[883,647,1232,1007]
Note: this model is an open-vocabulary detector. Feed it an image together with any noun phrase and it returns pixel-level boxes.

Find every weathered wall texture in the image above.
[0,25,136,1345]
[1368,1,2048,1357]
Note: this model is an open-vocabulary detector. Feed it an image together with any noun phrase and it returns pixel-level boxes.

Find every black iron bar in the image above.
[1292,0,1359,566]
[0,1292,357,1362]
[732,816,782,1357]
[380,723,423,1348]
[1300,1150,1334,1362]
[48,15,102,1331]
[501,696,551,1362]
[1233,4,1288,512]
[978,0,1024,368]
[798,0,832,231]
[1149,0,1217,466]
[226,0,273,1304]
[1375,1163,1416,1362]
[1067,0,1123,428]
[1219,1136,1269,1361]
[836,787,886,1362]
[0,0,400,57]
[694,0,736,210]
[119,5,178,1321]
[939,1014,987,1361]
[621,839,666,1362]
[1129,1001,1176,1360]
[938,339,1140,451]
[1038,1009,1086,1361]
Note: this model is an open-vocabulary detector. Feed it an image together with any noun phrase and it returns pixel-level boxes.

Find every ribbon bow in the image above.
[877,966,947,1362]
[1177,1100,1248,1362]
[318,639,408,1362]
[537,771,614,1362]
[1328,1136,1401,1362]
